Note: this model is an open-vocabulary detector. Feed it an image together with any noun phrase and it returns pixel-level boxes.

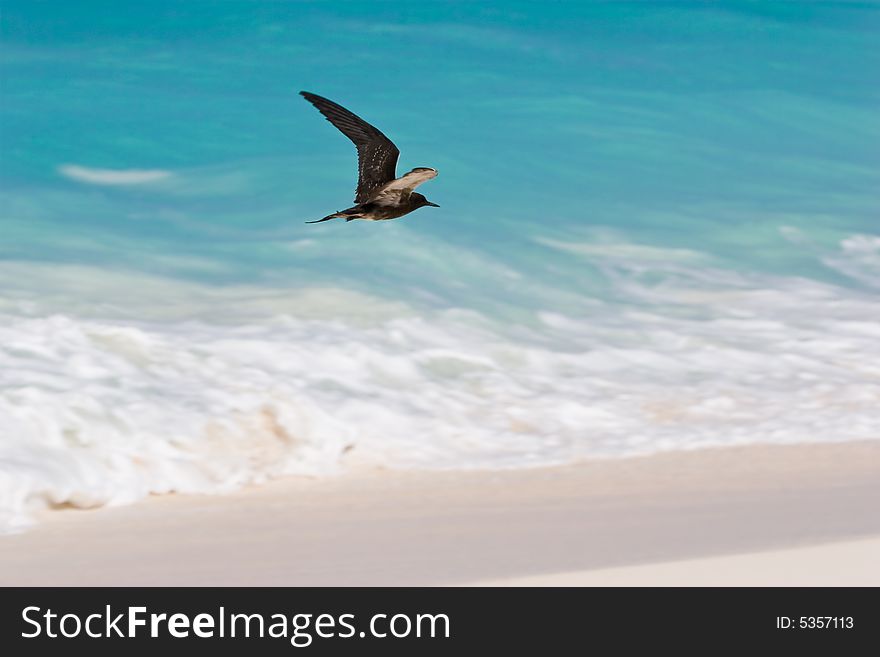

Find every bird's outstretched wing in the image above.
[369,167,438,206]
[300,91,400,204]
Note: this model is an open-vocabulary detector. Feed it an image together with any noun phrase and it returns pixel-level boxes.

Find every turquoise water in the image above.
[4,2,878,293]
[1,2,879,529]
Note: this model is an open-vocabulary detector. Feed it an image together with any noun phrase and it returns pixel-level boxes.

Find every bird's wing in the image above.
[300,91,400,204]
[369,167,438,206]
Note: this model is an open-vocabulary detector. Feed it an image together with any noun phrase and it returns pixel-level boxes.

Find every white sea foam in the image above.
[58,165,172,185]
[1,236,879,531]
[823,234,880,289]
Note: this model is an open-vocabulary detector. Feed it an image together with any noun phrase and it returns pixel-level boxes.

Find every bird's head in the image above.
[412,193,440,209]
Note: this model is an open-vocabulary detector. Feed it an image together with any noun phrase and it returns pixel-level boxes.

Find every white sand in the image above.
[0,442,878,586]
[477,537,880,586]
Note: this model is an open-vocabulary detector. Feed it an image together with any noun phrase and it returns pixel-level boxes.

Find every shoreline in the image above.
[1,441,878,586]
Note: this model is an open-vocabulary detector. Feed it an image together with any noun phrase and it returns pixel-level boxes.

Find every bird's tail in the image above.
[305,208,360,224]
[305,213,341,224]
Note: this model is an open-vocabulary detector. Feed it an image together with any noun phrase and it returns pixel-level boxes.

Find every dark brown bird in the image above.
[299,91,439,224]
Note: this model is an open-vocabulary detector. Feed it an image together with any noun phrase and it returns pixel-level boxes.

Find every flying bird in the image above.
[299,91,439,224]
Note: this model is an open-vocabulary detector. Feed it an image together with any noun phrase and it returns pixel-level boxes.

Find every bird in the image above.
[299,91,439,224]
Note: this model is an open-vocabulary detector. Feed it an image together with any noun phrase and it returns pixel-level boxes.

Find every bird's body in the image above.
[299,91,439,223]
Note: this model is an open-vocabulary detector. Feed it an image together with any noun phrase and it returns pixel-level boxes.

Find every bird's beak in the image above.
[426,202,440,208]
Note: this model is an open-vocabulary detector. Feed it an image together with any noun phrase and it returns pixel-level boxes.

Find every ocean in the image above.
[1,1,878,530]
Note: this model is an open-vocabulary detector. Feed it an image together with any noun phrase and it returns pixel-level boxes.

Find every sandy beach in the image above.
[1,441,878,586]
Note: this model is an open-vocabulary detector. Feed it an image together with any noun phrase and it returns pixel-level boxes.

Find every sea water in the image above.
[2,1,878,530]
